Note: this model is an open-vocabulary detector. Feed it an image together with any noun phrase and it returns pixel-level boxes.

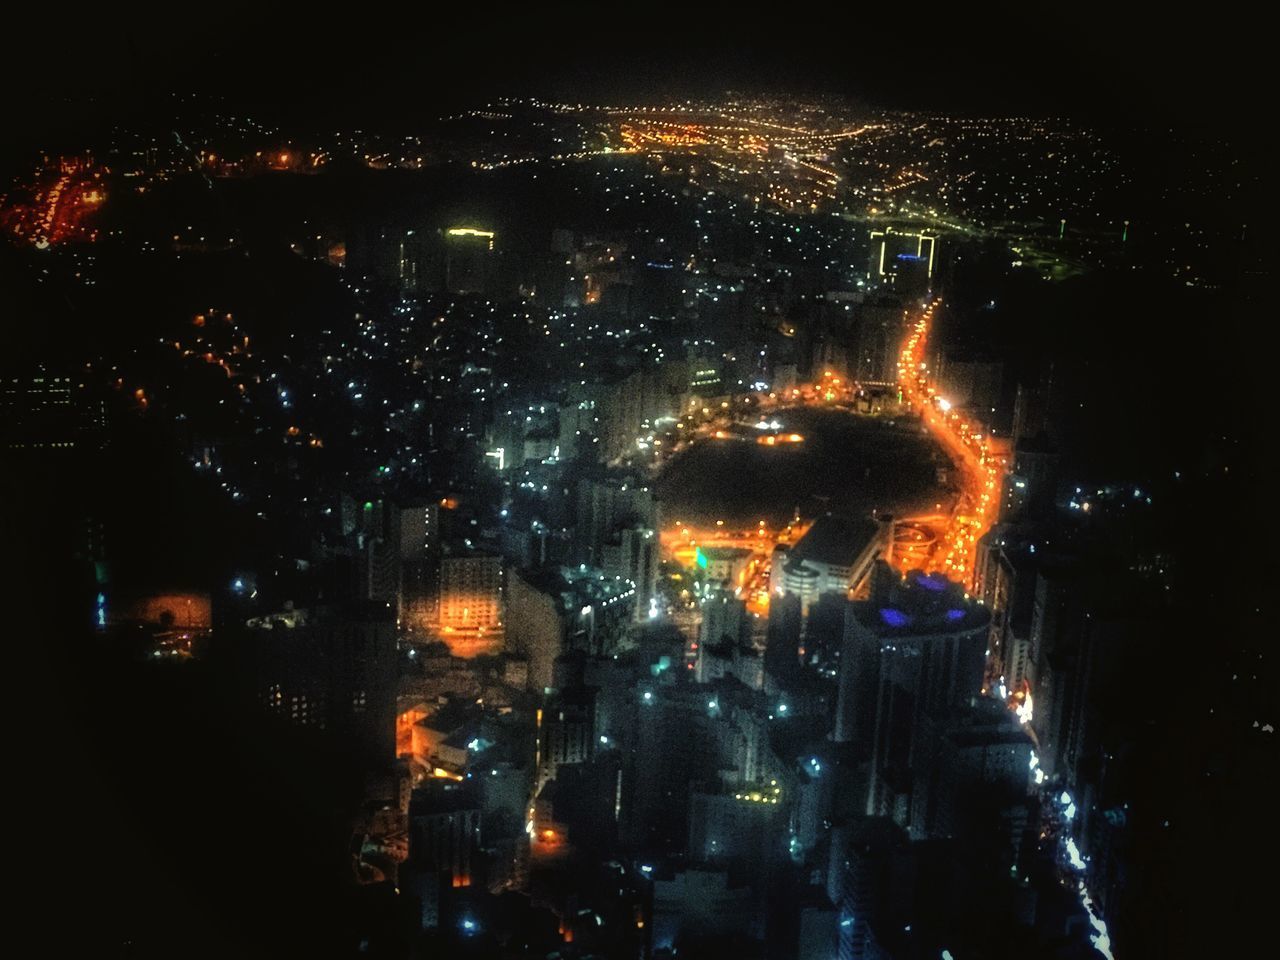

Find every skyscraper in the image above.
[443,227,495,294]
[834,567,988,828]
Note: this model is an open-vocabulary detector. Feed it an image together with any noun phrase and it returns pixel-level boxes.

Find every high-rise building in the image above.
[505,565,637,692]
[651,869,761,954]
[222,601,399,768]
[931,698,1034,859]
[536,687,596,790]
[934,352,1003,416]
[346,226,443,293]
[765,591,803,679]
[867,228,936,298]
[834,568,989,829]
[830,818,906,960]
[397,502,439,560]
[408,780,481,890]
[443,227,495,294]
[397,501,441,629]
[573,472,659,619]
[1000,434,1060,523]
[697,588,753,684]
[687,783,783,876]
[438,550,504,655]
[600,523,659,621]
[574,471,657,559]
[3,367,104,454]
[853,298,905,386]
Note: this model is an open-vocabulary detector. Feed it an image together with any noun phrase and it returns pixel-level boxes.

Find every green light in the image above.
[695,548,708,570]
[364,501,374,511]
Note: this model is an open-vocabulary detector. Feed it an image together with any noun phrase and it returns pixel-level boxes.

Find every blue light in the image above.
[945,609,965,621]
[914,572,947,592]
[879,607,910,627]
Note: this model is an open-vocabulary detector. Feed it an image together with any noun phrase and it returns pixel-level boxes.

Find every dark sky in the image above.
[2,4,1264,145]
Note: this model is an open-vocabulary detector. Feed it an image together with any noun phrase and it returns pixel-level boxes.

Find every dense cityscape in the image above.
[6,15,1272,960]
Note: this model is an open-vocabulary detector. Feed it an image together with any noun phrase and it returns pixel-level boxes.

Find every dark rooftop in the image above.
[789,515,881,568]
[851,569,990,636]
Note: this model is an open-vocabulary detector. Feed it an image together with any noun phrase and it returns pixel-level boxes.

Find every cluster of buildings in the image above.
[11,92,1248,959]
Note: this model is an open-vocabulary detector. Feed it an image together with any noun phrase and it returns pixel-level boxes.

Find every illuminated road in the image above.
[895,299,1006,587]
[1,163,104,247]
[661,518,809,615]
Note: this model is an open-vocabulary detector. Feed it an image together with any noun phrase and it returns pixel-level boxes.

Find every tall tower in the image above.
[833,567,988,832]
[444,227,495,294]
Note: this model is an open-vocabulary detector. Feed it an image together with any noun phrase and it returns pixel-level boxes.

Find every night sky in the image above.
[4,4,1267,145]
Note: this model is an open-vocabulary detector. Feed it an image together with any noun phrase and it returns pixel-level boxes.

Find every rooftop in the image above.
[851,569,989,636]
[789,515,881,569]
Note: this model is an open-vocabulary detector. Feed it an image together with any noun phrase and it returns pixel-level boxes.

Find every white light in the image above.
[1065,837,1086,870]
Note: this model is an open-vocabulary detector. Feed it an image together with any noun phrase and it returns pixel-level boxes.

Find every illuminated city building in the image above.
[438,550,504,653]
[868,228,936,298]
[781,515,890,610]
[3,368,102,453]
[837,569,988,830]
[444,226,495,294]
